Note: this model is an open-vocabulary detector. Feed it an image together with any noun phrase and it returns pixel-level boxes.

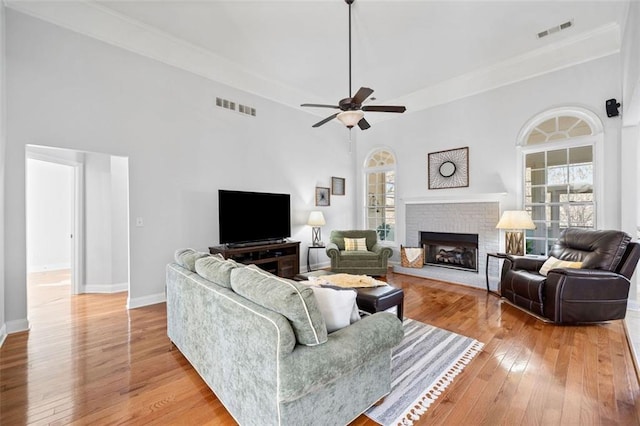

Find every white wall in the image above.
[26,159,72,272]
[83,151,129,292]
[622,1,640,126]
[3,10,355,325]
[111,155,129,287]
[0,2,6,343]
[356,54,624,246]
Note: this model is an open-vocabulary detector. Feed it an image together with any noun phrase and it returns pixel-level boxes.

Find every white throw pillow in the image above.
[308,286,360,333]
[539,256,583,276]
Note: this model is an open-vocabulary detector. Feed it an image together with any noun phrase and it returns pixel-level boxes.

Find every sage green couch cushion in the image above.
[195,255,240,288]
[174,248,210,272]
[231,265,328,346]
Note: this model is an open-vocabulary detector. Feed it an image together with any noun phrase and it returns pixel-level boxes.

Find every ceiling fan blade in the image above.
[301,103,340,109]
[312,113,339,128]
[357,117,371,130]
[361,105,407,113]
[352,87,374,105]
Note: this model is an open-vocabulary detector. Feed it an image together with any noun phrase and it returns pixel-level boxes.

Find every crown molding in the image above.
[390,23,621,115]
[4,0,315,109]
[5,1,622,118]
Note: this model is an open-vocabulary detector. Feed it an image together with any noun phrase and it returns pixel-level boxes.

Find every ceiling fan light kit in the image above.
[337,110,364,128]
[301,0,406,130]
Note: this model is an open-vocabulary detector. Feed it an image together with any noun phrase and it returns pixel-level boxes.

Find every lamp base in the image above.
[311,227,322,246]
[505,231,525,256]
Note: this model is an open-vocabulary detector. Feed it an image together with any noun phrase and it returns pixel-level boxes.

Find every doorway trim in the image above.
[26,148,84,294]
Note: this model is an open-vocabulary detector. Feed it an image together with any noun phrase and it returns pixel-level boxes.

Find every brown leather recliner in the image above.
[500,228,640,324]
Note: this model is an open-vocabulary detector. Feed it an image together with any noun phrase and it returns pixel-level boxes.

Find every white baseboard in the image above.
[5,318,30,334]
[28,263,71,273]
[128,292,166,309]
[84,282,128,293]
[0,324,6,347]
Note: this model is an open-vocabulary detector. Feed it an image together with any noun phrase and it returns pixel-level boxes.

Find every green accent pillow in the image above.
[231,266,328,346]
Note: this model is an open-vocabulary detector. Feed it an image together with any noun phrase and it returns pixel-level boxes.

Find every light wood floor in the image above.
[2,269,639,425]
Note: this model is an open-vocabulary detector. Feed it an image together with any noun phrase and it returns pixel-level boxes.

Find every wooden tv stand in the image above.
[209,241,300,279]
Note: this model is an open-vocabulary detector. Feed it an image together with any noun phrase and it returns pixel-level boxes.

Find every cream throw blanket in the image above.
[403,247,423,263]
[309,273,387,288]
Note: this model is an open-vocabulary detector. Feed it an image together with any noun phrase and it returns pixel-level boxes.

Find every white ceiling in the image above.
[7,0,630,124]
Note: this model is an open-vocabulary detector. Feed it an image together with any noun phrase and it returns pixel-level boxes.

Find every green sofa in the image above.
[326,230,393,276]
[166,249,404,426]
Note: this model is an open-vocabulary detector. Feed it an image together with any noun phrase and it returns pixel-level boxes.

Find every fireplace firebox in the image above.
[420,231,479,272]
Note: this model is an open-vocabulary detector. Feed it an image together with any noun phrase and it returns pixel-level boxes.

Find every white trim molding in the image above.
[5,318,30,334]
[85,283,128,294]
[127,292,165,309]
[0,324,6,347]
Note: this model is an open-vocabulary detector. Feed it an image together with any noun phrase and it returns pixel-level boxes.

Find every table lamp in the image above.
[496,210,536,255]
[307,211,326,246]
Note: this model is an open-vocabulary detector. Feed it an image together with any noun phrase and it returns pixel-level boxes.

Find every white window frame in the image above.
[363,149,397,244]
[517,107,604,255]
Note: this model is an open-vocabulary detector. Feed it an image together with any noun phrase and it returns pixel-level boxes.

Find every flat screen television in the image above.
[218,189,291,246]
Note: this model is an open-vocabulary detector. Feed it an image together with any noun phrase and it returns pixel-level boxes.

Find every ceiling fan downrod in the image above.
[299,0,405,130]
[346,0,354,98]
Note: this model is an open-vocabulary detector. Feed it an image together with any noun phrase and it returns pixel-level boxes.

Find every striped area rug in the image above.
[365,318,484,426]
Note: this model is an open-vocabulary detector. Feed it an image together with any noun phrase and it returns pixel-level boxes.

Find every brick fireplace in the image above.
[397,201,501,289]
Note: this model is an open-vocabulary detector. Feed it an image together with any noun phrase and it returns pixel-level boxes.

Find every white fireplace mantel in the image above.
[401,192,507,205]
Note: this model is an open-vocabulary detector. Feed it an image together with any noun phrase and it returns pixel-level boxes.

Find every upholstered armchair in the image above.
[500,228,640,324]
[326,230,393,276]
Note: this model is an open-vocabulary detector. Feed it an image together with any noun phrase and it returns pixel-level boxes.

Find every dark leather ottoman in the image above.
[356,286,404,321]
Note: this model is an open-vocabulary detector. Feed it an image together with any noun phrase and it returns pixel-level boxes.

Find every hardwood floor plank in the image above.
[1,269,639,425]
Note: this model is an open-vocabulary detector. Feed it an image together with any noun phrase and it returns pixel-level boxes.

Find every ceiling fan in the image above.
[301,0,406,130]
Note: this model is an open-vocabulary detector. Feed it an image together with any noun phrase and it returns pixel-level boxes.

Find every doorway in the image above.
[25,145,131,315]
[26,158,76,308]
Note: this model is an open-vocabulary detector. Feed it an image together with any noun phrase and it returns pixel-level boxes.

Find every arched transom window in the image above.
[364,149,396,242]
[526,115,593,144]
[521,111,599,255]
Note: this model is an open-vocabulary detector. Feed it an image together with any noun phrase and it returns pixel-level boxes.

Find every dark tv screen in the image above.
[218,190,291,245]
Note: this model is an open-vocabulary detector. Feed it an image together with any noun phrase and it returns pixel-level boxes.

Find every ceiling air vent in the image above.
[537,20,573,39]
[215,97,256,117]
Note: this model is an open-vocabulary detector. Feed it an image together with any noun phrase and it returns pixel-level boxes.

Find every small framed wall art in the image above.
[331,177,345,195]
[315,187,330,206]
[428,146,469,189]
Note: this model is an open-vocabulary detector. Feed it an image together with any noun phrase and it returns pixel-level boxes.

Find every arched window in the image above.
[519,108,601,255]
[364,149,396,242]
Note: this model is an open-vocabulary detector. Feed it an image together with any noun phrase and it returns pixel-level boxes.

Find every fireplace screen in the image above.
[420,231,479,272]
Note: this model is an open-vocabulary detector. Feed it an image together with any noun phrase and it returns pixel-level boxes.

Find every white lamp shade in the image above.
[496,210,536,230]
[307,211,326,226]
[336,110,364,128]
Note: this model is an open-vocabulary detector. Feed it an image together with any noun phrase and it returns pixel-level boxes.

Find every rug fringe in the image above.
[395,340,484,426]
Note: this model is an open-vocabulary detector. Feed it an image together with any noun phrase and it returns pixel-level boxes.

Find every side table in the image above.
[307,244,326,272]
[486,252,508,296]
